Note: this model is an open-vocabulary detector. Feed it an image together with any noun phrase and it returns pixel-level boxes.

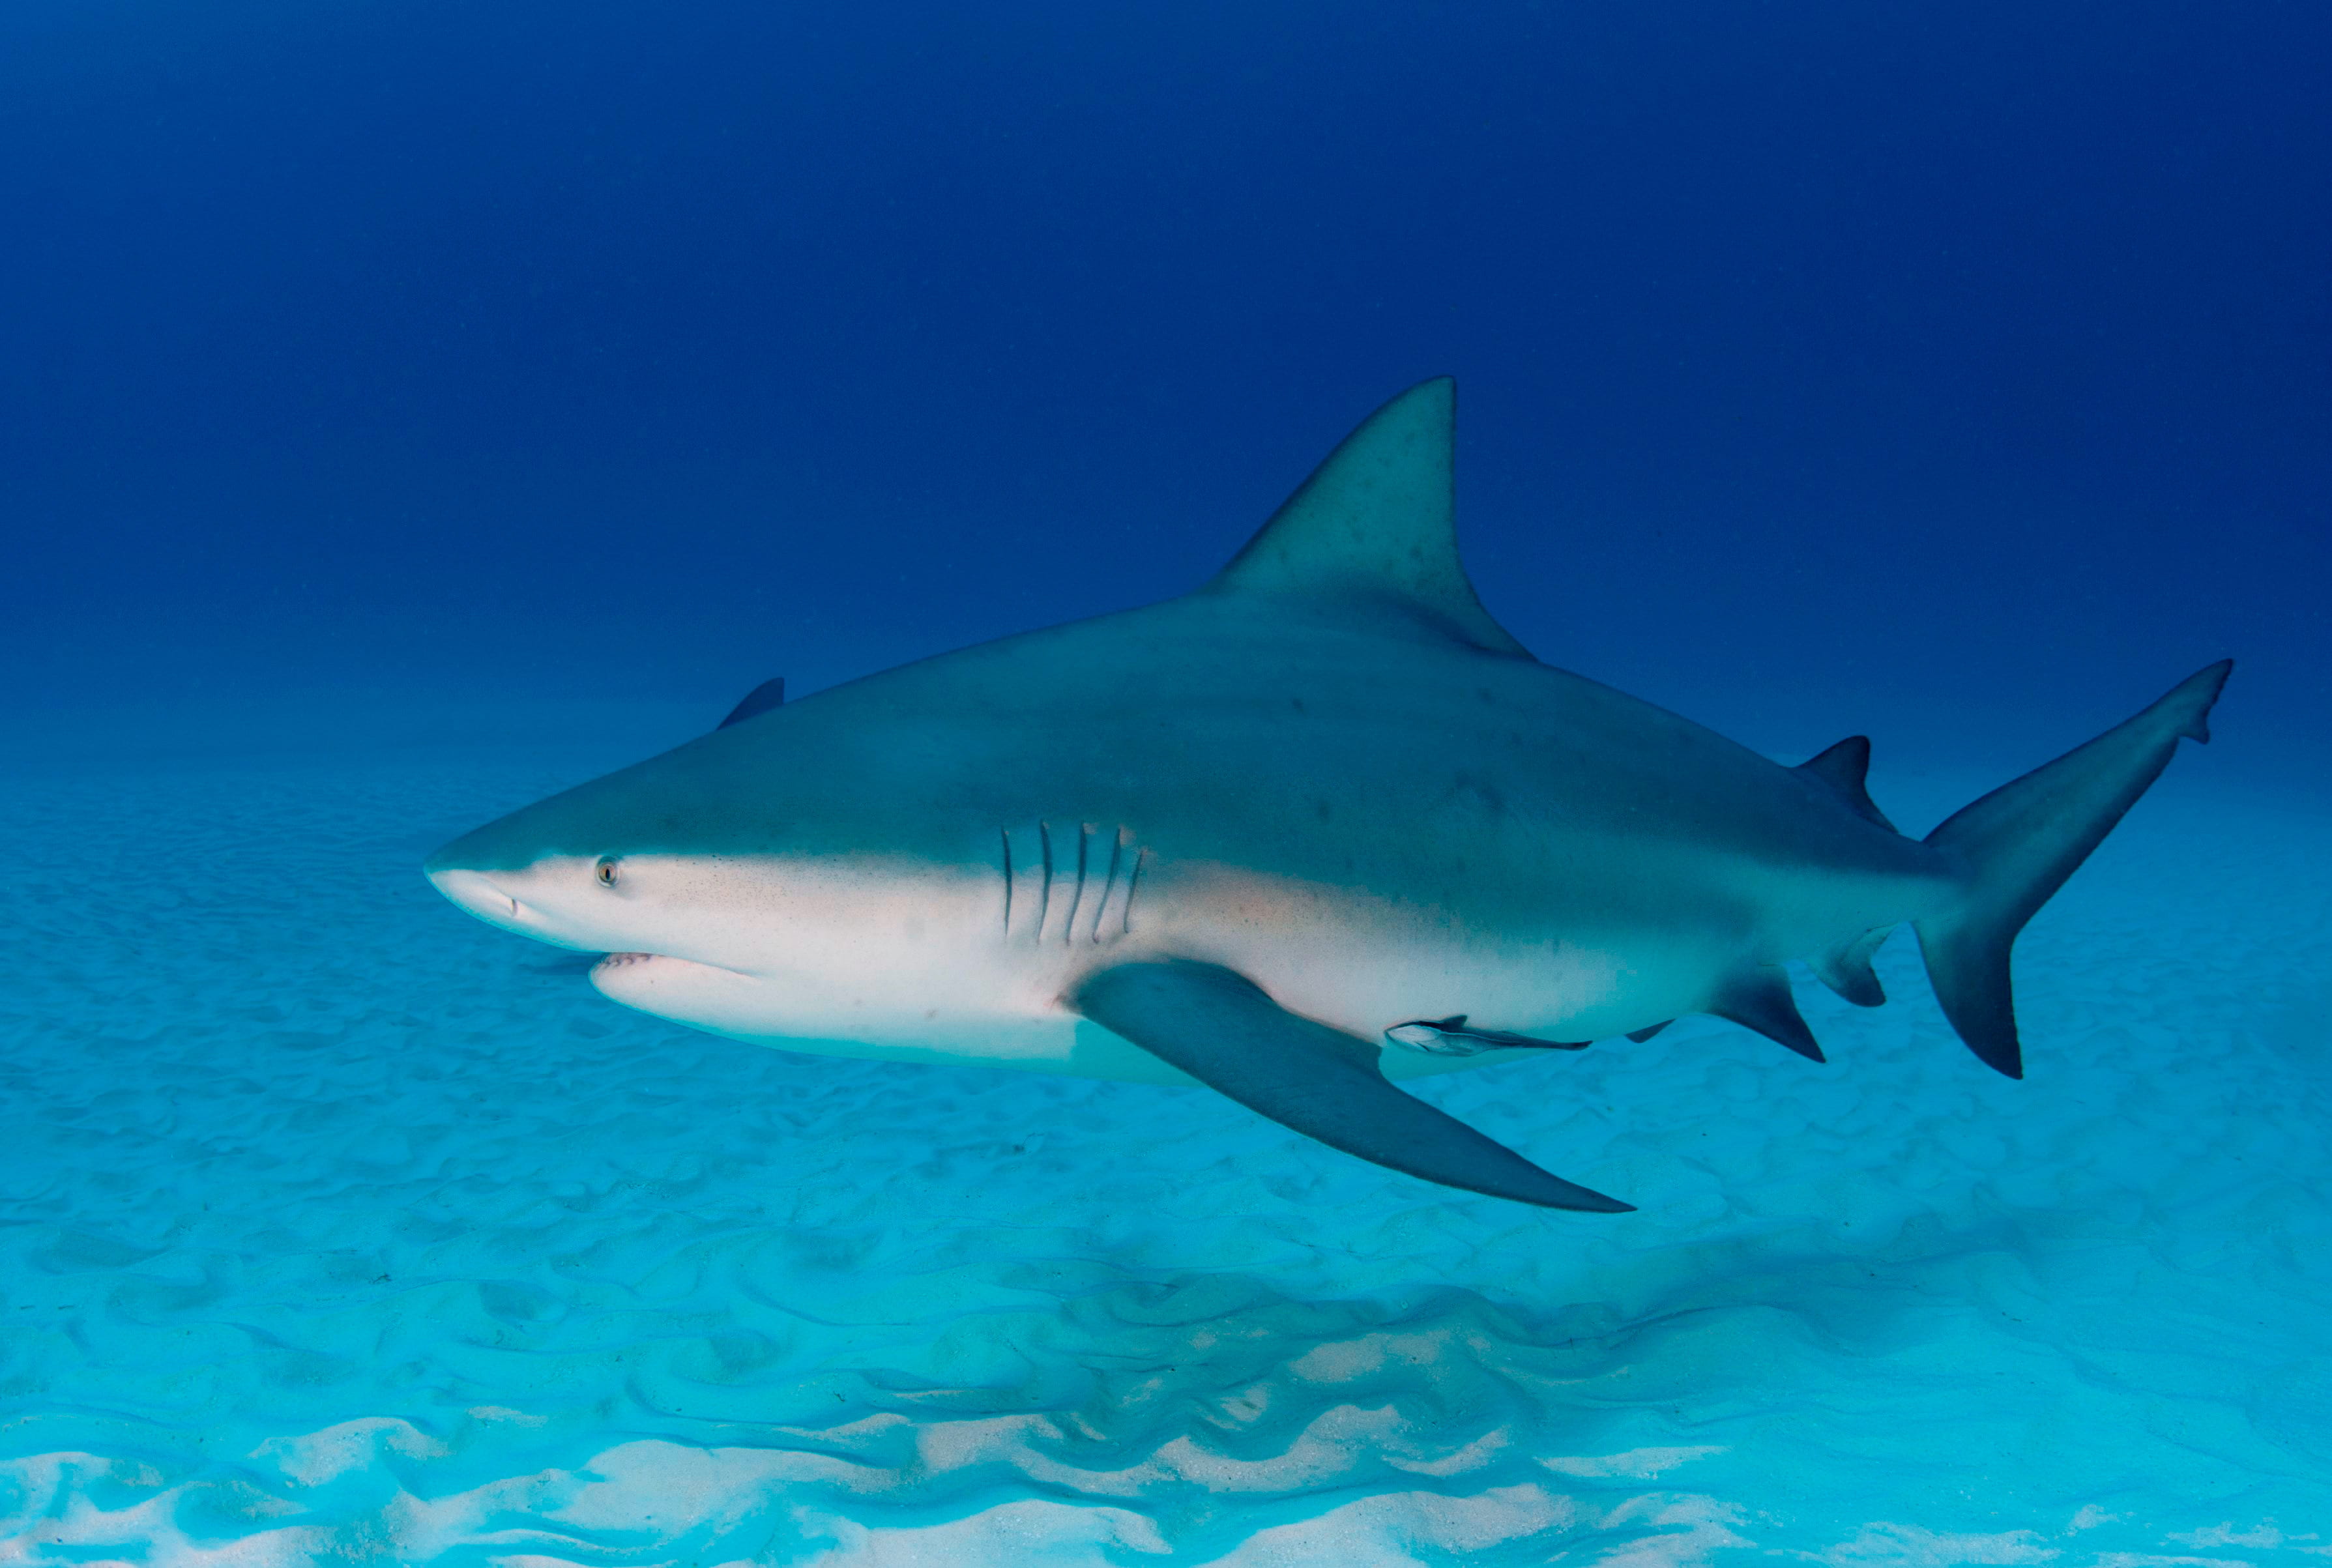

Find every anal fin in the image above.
[1075,963,1631,1212]
[1709,968,1824,1062]
[1815,927,1890,1008]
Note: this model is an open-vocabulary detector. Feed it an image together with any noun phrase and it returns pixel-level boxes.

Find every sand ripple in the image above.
[1,755,2327,1563]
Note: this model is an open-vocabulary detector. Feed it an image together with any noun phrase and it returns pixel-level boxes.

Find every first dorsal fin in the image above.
[717,676,787,729]
[1794,735,1896,831]
[1208,379,1531,658]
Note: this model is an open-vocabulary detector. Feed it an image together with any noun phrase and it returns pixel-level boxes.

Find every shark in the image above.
[426,379,2230,1212]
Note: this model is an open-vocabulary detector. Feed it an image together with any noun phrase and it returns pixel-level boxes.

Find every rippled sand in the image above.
[3,721,2327,1565]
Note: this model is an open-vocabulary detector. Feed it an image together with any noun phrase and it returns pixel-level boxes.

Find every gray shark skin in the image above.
[427,379,2230,1212]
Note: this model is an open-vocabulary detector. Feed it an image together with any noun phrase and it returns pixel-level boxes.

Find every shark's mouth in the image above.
[588,950,766,1032]
[590,951,750,981]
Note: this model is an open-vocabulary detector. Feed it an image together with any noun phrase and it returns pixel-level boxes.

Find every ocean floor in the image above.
[3,703,2328,1565]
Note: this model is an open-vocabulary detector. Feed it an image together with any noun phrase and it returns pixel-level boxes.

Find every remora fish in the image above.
[426,379,2229,1212]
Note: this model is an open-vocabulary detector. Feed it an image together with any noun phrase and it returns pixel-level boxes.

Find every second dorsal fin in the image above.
[1208,379,1531,658]
[1794,735,1896,831]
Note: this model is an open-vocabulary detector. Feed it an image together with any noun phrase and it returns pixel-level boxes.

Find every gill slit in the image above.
[1090,830,1124,944]
[1124,846,1146,936]
[1061,824,1092,944]
[998,828,1013,936]
[1036,821,1053,938]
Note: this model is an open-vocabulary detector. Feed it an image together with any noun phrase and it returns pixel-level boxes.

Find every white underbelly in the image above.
[595,950,1567,1084]
[584,862,1724,1084]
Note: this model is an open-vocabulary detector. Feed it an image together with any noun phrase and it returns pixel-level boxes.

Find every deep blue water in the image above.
[7,0,2327,766]
[3,3,2327,1562]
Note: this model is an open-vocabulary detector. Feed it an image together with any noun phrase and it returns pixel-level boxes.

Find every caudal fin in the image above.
[1915,660,2232,1078]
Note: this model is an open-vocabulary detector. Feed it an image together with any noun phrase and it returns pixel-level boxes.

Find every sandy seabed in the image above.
[2,714,2327,1565]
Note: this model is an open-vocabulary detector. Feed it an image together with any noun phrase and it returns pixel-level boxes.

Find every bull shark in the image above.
[426,379,2229,1212]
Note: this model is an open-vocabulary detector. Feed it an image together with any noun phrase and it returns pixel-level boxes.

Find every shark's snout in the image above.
[424,812,583,940]
[426,863,604,951]
[427,865,526,926]
[425,832,647,955]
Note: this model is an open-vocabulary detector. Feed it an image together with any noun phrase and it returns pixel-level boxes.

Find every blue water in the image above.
[3,3,2328,1561]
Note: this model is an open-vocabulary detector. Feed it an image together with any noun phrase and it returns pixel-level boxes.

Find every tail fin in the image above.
[1915,660,2232,1078]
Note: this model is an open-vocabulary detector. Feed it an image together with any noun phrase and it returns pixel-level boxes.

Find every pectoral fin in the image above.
[1073,961,1631,1213]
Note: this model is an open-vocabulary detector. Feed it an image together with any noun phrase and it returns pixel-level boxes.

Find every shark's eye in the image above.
[595,857,620,888]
